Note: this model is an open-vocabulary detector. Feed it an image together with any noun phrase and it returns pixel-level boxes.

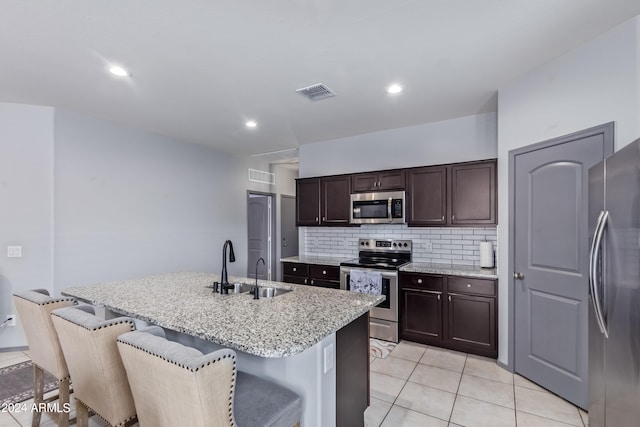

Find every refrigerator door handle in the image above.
[591,210,609,338]
[589,210,605,298]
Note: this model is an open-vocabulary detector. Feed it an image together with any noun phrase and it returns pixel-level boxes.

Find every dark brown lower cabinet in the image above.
[282,262,340,289]
[400,272,497,358]
[446,293,496,358]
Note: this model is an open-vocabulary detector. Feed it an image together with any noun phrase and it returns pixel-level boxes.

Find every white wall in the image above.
[0,104,54,348]
[0,105,273,349]
[497,16,640,364]
[299,113,497,178]
[53,110,272,289]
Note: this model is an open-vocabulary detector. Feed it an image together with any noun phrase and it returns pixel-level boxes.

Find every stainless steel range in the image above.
[340,238,412,343]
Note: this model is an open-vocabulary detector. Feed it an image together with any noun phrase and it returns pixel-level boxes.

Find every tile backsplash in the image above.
[303,224,497,268]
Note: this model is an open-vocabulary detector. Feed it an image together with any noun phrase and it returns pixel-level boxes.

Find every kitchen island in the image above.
[62,272,383,427]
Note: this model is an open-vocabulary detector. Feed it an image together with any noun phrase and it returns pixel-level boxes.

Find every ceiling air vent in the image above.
[296,83,336,101]
[248,168,275,185]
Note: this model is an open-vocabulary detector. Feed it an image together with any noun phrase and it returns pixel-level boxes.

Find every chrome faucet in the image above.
[219,240,236,294]
[253,257,265,299]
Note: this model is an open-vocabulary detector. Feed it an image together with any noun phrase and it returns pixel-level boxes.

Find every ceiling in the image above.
[2,1,639,158]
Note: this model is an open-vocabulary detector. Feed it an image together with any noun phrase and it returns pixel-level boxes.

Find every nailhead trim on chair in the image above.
[117,338,238,425]
[78,398,137,427]
[51,312,135,332]
[14,294,77,306]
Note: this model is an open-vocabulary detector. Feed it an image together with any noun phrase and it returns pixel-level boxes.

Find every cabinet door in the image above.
[400,288,443,344]
[406,166,447,226]
[446,293,496,357]
[351,172,379,192]
[296,178,320,226]
[450,160,496,225]
[321,175,351,225]
[378,170,406,191]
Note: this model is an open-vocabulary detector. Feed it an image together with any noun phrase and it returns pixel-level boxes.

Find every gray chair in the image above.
[116,330,302,427]
[51,306,143,427]
[13,289,77,427]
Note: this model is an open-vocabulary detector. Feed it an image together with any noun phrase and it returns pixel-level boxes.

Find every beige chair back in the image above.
[13,290,76,380]
[117,331,237,427]
[51,307,137,426]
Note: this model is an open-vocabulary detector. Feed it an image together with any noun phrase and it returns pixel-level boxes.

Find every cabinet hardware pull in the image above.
[452,215,456,221]
[323,270,326,275]
[322,216,325,221]
[293,267,297,272]
[417,279,423,284]
[315,216,319,222]
[304,279,307,284]
[311,279,314,285]
[448,295,452,302]
[467,284,471,287]
[437,294,440,301]
[442,216,445,221]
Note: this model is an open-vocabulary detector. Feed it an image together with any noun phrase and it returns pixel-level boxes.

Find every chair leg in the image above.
[57,377,71,427]
[76,400,89,427]
[32,365,44,427]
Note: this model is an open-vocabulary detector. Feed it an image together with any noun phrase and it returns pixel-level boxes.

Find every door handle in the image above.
[591,210,609,338]
[513,272,524,280]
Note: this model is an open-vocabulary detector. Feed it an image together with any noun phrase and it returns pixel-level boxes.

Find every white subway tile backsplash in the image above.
[303,225,498,268]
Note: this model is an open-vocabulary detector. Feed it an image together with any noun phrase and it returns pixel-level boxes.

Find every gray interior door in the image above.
[513,125,613,409]
[247,193,272,280]
[281,195,298,260]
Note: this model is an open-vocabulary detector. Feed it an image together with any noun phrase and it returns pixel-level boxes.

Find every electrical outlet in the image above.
[7,246,22,258]
[6,314,16,327]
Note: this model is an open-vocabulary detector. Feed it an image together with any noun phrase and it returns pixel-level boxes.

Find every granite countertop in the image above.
[62,272,383,358]
[280,255,354,267]
[400,262,498,279]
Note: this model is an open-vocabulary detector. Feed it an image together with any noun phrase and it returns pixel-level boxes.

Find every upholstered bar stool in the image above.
[51,306,141,427]
[13,289,77,427]
[116,330,302,427]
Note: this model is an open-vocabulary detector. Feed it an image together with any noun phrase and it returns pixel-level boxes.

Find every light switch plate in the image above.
[7,246,22,258]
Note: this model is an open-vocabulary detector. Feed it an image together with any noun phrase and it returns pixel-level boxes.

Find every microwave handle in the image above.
[387,198,392,222]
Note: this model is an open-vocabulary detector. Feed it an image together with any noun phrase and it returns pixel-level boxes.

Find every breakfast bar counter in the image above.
[62,272,382,427]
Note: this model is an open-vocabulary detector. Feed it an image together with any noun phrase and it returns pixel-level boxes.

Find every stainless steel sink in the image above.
[230,282,254,293]
[257,287,292,298]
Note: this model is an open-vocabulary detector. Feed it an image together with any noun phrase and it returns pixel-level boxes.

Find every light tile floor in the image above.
[2,345,589,427]
[366,341,589,427]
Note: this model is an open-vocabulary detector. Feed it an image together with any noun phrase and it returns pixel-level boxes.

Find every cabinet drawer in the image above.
[310,278,340,289]
[283,275,308,285]
[447,276,496,296]
[400,273,443,292]
[309,264,340,281]
[283,262,309,277]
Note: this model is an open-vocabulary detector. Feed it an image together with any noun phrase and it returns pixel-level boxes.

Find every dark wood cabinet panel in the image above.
[296,175,351,226]
[406,166,447,226]
[282,262,340,289]
[400,272,498,358]
[296,178,321,226]
[351,170,405,192]
[446,293,496,358]
[400,288,443,343]
[450,160,497,225]
[321,175,351,225]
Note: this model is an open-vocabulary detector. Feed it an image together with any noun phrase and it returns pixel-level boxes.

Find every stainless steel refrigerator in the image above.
[588,138,640,427]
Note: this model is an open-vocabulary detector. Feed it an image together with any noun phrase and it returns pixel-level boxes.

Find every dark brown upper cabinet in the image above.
[407,159,497,227]
[351,170,405,192]
[296,175,351,226]
[406,166,448,226]
[450,160,496,225]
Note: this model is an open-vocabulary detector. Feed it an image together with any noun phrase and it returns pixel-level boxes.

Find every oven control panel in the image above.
[359,238,412,252]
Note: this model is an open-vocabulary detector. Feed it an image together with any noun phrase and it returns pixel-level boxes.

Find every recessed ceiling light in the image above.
[387,84,403,94]
[108,65,130,78]
[246,120,257,128]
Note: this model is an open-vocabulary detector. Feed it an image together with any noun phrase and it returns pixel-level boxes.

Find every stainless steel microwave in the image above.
[350,191,405,224]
